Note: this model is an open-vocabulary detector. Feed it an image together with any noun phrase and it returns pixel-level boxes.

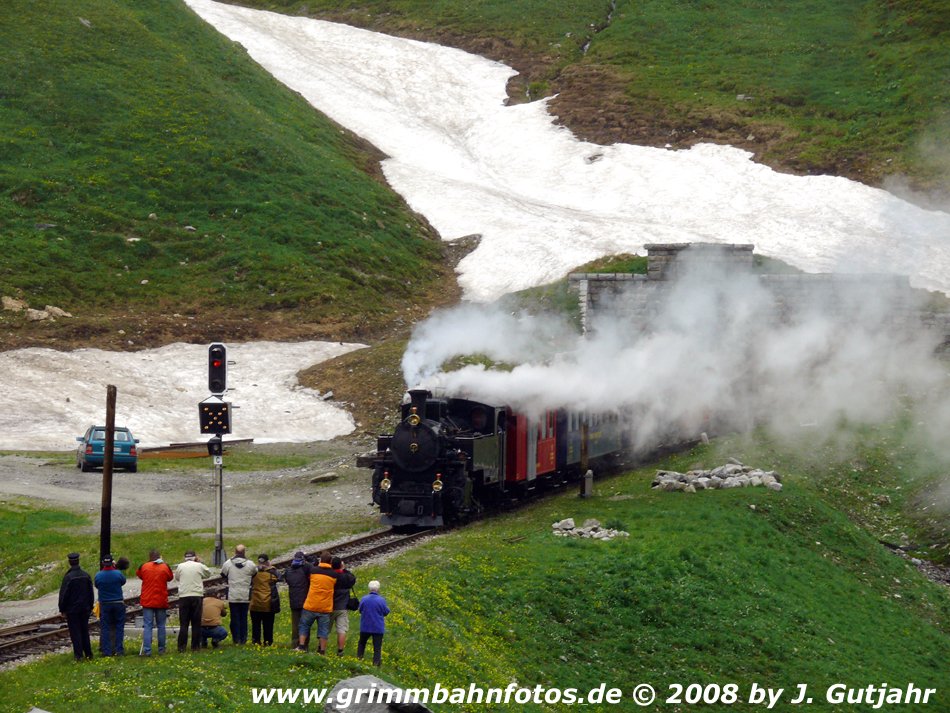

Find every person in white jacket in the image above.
[174,550,210,652]
[220,544,258,645]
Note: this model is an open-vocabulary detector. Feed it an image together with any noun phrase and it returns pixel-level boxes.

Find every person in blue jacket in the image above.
[357,580,390,667]
[94,555,127,656]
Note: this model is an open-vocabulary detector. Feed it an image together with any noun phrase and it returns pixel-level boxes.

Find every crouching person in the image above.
[201,594,229,648]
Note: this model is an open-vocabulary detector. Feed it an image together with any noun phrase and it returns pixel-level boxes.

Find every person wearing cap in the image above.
[220,544,257,645]
[357,580,390,667]
[58,552,94,661]
[250,554,282,646]
[329,556,357,656]
[94,554,127,656]
[284,550,312,649]
[174,550,210,652]
[136,549,174,656]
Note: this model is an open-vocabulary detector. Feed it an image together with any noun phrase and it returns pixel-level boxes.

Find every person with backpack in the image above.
[250,554,281,646]
[284,550,312,648]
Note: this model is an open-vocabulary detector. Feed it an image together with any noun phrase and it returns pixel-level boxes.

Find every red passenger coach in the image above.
[506,410,558,484]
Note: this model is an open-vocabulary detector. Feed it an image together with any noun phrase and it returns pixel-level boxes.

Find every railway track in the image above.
[0,528,436,666]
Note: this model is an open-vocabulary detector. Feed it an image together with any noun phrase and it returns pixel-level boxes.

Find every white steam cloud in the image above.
[403,251,950,455]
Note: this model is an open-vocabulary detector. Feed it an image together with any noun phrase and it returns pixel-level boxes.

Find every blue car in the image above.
[76,426,139,472]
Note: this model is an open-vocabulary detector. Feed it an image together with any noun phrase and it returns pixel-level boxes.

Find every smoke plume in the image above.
[403,250,950,456]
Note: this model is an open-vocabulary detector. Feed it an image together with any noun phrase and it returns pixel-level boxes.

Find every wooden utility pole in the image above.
[99,385,117,562]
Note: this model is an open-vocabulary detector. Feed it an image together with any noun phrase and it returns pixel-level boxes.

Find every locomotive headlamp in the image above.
[407,409,421,427]
[380,477,392,492]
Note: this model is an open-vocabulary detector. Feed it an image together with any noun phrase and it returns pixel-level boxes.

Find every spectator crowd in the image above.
[58,546,390,666]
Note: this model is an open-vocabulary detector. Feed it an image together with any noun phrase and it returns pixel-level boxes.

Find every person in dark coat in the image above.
[329,556,357,656]
[58,552,94,661]
[283,551,312,648]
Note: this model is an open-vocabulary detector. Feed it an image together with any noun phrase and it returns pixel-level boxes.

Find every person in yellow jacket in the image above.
[249,554,281,646]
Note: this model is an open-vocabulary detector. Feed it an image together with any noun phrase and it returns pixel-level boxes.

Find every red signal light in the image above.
[208,343,227,394]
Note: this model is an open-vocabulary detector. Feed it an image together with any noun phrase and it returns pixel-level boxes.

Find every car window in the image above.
[92,430,106,440]
[114,431,131,442]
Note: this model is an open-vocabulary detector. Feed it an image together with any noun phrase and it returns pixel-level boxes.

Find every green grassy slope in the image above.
[2,447,948,712]
[0,0,450,345]
[244,0,950,188]
[582,0,950,181]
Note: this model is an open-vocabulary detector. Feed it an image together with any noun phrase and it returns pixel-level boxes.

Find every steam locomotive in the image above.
[361,389,629,527]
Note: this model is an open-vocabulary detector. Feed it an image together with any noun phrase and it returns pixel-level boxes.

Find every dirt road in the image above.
[0,441,375,534]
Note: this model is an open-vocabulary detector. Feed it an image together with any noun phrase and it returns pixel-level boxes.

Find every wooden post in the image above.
[99,385,117,562]
[579,421,589,496]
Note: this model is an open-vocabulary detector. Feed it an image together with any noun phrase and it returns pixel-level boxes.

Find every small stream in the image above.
[582,0,618,54]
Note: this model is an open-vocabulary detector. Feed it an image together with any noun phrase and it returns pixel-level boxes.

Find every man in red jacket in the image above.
[136,549,174,656]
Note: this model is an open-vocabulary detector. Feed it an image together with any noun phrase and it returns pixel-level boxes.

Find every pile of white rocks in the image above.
[551,518,630,540]
[651,461,783,493]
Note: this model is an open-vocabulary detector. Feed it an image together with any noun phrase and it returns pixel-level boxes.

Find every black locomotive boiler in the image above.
[362,389,628,527]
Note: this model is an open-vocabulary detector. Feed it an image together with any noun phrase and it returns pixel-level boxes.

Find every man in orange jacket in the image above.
[296,552,345,655]
[136,549,174,656]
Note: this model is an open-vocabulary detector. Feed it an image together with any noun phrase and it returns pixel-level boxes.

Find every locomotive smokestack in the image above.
[407,388,431,417]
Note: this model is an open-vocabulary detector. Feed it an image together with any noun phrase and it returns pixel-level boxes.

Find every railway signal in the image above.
[201,343,232,567]
[208,343,228,395]
[207,435,223,457]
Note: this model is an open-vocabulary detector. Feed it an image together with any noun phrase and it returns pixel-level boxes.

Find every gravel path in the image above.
[0,441,373,533]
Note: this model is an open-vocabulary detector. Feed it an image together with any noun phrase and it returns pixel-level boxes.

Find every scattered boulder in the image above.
[2,296,28,312]
[551,517,629,540]
[44,305,73,318]
[309,473,339,484]
[652,464,783,493]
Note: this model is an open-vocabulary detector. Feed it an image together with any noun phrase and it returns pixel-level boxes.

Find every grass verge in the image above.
[2,445,948,711]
